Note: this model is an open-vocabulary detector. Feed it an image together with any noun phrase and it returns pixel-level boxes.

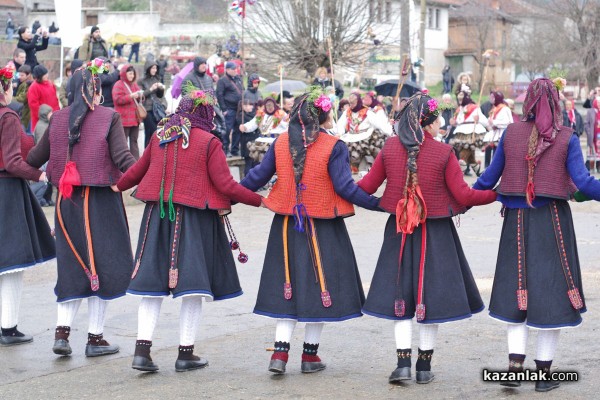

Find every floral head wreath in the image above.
[0,66,14,92]
[419,94,440,126]
[182,81,217,108]
[86,58,107,75]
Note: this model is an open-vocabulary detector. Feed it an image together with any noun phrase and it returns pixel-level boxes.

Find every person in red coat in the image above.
[117,87,263,372]
[0,65,55,346]
[112,64,142,159]
[357,92,496,384]
[28,64,59,131]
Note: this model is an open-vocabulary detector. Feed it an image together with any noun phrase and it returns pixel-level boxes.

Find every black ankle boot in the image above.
[415,349,434,384]
[85,333,119,357]
[0,325,33,346]
[389,348,411,383]
[52,326,72,355]
[175,345,208,372]
[500,353,525,387]
[269,341,290,374]
[534,360,560,392]
[132,340,159,372]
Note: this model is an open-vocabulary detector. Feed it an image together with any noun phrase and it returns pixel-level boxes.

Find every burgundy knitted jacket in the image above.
[359,133,496,217]
[0,107,41,181]
[498,121,576,199]
[117,128,262,210]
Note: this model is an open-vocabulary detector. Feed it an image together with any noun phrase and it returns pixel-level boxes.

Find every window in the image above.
[427,7,441,30]
[369,0,392,23]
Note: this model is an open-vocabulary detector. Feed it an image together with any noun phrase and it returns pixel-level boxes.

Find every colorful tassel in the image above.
[394,299,406,317]
[321,291,332,307]
[58,161,81,199]
[516,289,528,310]
[284,282,292,300]
[168,188,176,222]
[169,268,178,289]
[292,203,310,233]
[90,274,99,292]
[568,288,584,310]
[416,303,426,321]
[237,252,248,263]
[159,187,165,219]
[525,181,535,207]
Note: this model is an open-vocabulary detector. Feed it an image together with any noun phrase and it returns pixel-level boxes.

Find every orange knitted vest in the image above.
[264,133,354,219]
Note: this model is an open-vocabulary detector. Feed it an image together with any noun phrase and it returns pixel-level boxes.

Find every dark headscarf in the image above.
[393,92,439,234]
[460,91,475,107]
[490,90,505,106]
[263,97,279,116]
[350,93,364,113]
[520,78,563,206]
[67,60,85,106]
[69,67,100,146]
[364,91,383,110]
[158,89,215,138]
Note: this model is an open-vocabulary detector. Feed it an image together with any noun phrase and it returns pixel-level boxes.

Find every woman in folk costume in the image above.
[240,87,380,374]
[357,92,496,384]
[26,60,137,357]
[473,78,600,392]
[484,91,513,168]
[116,87,263,372]
[450,90,488,176]
[241,97,288,164]
[337,92,393,172]
[0,65,55,346]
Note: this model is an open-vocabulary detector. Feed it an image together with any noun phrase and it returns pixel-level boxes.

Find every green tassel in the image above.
[168,188,175,222]
[159,186,165,219]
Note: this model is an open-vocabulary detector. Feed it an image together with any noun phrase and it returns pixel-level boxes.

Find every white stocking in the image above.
[507,323,529,355]
[56,299,82,327]
[275,320,297,343]
[179,296,203,346]
[0,271,24,329]
[536,329,560,361]
[419,324,438,351]
[394,319,412,349]
[137,297,163,341]
[304,323,324,344]
[87,297,108,335]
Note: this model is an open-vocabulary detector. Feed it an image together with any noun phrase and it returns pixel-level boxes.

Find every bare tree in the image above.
[241,0,378,77]
[549,0,600,87]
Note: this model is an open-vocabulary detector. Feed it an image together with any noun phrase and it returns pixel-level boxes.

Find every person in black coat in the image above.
[562,99,584,137]
[313,67,344,99]
[17,26,49,68]
[216,61,244,156]
[182,56,214,91]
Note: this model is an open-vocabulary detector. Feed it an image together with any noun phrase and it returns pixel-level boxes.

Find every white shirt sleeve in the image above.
[367,109,393,135]
[491,107,513,129]
[337,113,348,135]
[243,117,258,132]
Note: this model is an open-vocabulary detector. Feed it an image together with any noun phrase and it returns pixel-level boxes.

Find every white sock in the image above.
[275,320,297,343]
[137,297,163,341]
[179,296,203,346]
[0,271,24,329]
[56,299,82,327]
[394,319,412,349]
[88,297,108,335]
[304,323,324,345]
[419,324,438,351]
[536,329,560,361]
[507,323,529,355]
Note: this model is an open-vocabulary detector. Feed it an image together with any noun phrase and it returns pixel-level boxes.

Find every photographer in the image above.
[17,26,49,68]
[78,26,109,61]
[139,60,167,147]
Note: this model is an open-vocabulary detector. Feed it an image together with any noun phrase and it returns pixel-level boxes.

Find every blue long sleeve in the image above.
[566,134,600,200]
[328,141,380,210]
[240,140,276,191]
[473,135,506,191]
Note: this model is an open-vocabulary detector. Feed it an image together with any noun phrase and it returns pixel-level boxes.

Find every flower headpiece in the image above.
[86,58,107,75]
[303,85,331,120]
[0,66,14,92]
[182,81,217,107]
[553,77,566,92]
[314,94,332,113]
[419,95,440,125]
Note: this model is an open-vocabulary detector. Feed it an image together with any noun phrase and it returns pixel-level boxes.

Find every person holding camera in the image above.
[112,64,142,159]
[139,60,167,147]
[17,26,49,68]
[79,26,108,61]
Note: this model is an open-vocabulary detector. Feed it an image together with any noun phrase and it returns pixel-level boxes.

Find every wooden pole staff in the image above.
[278,64,284,108]
[389,53,411,119]
[326,36,338,121]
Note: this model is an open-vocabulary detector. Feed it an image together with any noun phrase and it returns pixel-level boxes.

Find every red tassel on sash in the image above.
[396,185,427,234]
[59,161,81,199]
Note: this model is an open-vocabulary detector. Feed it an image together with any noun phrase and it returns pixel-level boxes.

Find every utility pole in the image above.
[400,0,410,56]
[419,0,426,87]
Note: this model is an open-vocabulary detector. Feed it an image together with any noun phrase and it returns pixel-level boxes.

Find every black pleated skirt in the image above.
[0,177,55,275]
[54,186,133,302]
[363,215,484,324]
[254,214,365,322]
[127,203,243,300]
[489,201,585,329]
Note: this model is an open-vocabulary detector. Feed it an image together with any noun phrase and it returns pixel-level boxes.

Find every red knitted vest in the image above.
[0,108,34,173]
[498,122,576,199]
[134,129,230,210]
[47,106,122,186]
[378,136,468,218]
[264,133,355,218]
